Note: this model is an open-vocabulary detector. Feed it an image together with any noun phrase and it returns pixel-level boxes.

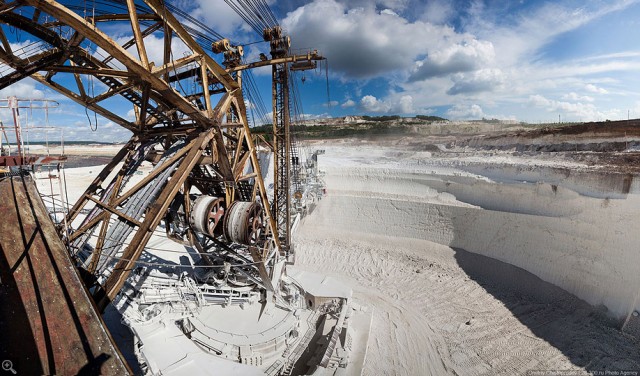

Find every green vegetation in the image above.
[416,115,448,121]
[249,116,590,141]
[293,122,408,139]
[250,123,273,134]
[516,122,582,129]
[250,114,451,140]
[252,122,409,140]
[361,115,401,122]
[480,117,502,123]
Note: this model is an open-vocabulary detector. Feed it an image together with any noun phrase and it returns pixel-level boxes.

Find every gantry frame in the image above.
[0,0,324,312]
[0,0,280,310]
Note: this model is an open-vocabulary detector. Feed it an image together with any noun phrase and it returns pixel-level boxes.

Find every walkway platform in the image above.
[0,173,129,375]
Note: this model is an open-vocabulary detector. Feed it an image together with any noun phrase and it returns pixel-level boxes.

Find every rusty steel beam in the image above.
[94,129,216,310]
[83,194,143,228]
[89,82,135,105]
[0,49,63,90]
[30,72,138,132]
[103,21,163,66]
[112,142,194,207]
[227,51,324,73]
[0,11,135,127]
[171,52,324,86]
[143,0,239,91]
[20,0,220,128]
[69,61,87,99]
[126,0,150,70]
[0,174,130,375]
[43,13,161,27]
[151,52,201,78]
[0,27,13,55]
[0,155,67,167]
[46,66,136,78]
[0,1,22,16]
[0,0,287,318]
[67,206,110,243]
[65,140,137,226]
[87,212,111,274]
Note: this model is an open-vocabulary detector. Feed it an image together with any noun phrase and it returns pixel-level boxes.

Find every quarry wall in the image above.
[322,166,640,321]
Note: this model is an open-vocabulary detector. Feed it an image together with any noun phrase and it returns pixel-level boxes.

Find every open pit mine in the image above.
[0,1,638,375]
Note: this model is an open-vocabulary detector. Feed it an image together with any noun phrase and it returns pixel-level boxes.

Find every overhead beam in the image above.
[0,1,22,16]
[94,129,216,311]
[69,61,87,100]
[227,52,325,73]
[22,0,216,129]
[103,21,162,66]
[88,82,135,105]
[166,52,324,84]
[0,49,63,90]
[30,72,137,132]
[47,66,135,78]
[142,0,239,91]
[151,52,201,77]
[0,23,13,54]
[43,13,161,27]
[126,0,150,69]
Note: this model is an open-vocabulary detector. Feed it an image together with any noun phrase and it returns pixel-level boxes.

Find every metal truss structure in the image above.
[269,26,293,254]
[0,0,322,311]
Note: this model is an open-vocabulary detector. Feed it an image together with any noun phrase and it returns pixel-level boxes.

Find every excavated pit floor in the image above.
[32,137,640,375]
[293,141,640,376]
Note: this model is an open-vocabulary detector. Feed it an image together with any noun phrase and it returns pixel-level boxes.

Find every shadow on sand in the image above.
[453,247,640,372]
[102,247,195,374]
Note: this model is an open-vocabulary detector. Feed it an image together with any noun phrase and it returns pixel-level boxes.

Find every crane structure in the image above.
[269,26,294,255]
[0,0,320,309]
[0,1,361,375]
[0,0,275,311]
[0,97,67,167]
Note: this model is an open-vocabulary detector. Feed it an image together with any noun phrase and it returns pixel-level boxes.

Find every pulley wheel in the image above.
[223,201,264,246]
[190,195,225,236]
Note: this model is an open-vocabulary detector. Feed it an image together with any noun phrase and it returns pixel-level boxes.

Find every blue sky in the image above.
[2,0,640,141]
[276,0,640,123]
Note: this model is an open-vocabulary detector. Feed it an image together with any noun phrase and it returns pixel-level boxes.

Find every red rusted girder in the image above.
[0,174,130,375]
[0,155,67,167]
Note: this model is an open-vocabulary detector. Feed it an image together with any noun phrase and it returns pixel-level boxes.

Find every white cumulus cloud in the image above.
[561,92,595,102]
[585,84,609,94]
[341,99,356,108]
[528,94,613,120]
[282,0,462,78]
[360,95,390,112]
[447,69,504,95]
[410,39,495,81]
[445,104,485,119]
[359,94,417,114]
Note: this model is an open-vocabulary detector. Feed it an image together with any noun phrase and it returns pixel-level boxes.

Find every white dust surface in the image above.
[293,143,640,375]
[33,144,640,375]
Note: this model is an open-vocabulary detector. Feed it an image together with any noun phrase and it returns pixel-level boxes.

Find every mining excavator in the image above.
[0,1,368,374]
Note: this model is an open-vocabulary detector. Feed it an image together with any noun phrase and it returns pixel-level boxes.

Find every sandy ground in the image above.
[22,144,124,168]
[32,144,124,156]
[292,140,640,376]
[32,138,640,375]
